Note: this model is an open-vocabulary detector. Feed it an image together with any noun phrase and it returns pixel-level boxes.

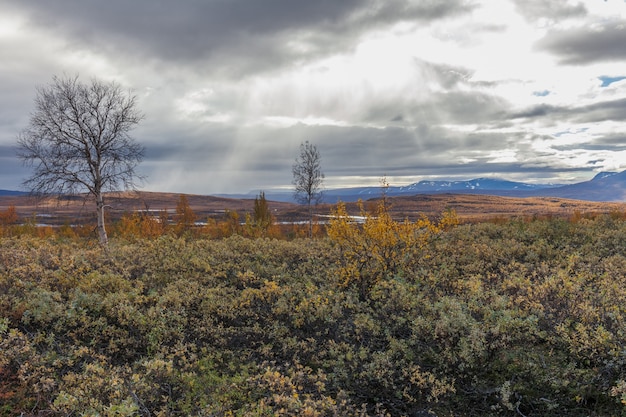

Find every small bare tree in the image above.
[17,75,145,246]
[292,141,324,237]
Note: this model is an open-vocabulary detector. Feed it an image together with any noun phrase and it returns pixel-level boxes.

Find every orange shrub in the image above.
[327,199,457,298]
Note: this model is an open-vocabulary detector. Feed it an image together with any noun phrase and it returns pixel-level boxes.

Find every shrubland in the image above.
[1,202,626,416]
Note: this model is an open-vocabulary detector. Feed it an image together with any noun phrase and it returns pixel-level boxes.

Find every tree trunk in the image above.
[308,202,313,238]
[96,192,108,246]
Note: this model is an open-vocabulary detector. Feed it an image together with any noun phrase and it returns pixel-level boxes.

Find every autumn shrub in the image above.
[114,211,168,240]
[173,194,197,237]
[0,205,18,237]
[327,199,458,298]
[416,217,626,414]
[2,214,626,416]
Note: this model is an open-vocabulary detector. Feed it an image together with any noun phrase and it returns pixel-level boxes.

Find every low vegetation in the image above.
[1,201,626,416]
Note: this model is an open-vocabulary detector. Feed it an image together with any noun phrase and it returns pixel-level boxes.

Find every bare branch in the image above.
[16,75,145,245]
[292,141,324,237]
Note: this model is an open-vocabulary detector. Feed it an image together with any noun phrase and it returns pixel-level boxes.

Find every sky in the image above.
[1,0,626,195]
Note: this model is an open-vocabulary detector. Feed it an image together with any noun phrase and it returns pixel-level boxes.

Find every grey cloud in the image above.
[363,0,476,24]
[555,143,626,152]
[4,1,624,194]
[137,124,302,192]
[510,98,626,124]
[431,91,509,124]
[421,65,510,125]
[0,146,30,190]
[204,124,450,181]
[577,98,626,123]
[416,59,474,89]
[553,132,626,152]
[144,139,232,164]
[595,133,626,149]
[510,104,563,120]
[0,70,62,147]
[512,0,587,22]
[275,123,525,180]
[361,60,506,126]
[9,0,475,78]
[536,23,626,64]
[384,90,508,127]
[285,123,530,184]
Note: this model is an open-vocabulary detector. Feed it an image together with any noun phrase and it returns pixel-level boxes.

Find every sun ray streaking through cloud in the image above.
[1,0,626,194]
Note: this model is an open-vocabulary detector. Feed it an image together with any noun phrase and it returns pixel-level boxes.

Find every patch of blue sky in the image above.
[532,90,550,97]
[599,76,626,87]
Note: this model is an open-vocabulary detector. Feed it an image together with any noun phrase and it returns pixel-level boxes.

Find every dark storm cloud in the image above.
[536,23,626,64]
[8,0,474,77]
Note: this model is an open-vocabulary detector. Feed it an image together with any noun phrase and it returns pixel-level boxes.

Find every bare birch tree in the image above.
[292,141,324,237]
[17,75,145,246]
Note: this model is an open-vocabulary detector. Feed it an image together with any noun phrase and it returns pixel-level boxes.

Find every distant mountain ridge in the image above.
[529,171,626,202]
[3,171,626,203]
[0,189,27,197]
[233,170,626,203]
[321,177,562,201]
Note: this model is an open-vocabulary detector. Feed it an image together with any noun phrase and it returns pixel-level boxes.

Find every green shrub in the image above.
[2,215,626,415]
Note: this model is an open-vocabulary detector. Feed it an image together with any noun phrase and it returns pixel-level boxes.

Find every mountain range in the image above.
[3,171,626,203]
[221,170,626,203]
[0,189,27,197]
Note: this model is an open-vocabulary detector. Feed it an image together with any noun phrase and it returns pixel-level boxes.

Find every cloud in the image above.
[511,98,626,124]
[537,23,626,64]
[2,0,626,194]
[512,0,587,22]
[577,98,626,122]
[134,121,543,193]
[0,145,29,189]
[8,0,474,79]
[593,133,626,150]
[510,104,563,120]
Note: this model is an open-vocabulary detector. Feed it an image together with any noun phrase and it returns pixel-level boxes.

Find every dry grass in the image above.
[2,191,626,226]
[329,193,626,223]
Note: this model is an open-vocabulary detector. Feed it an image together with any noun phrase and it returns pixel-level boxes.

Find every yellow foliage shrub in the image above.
[115,211,168,240]
[327,199,457,297]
